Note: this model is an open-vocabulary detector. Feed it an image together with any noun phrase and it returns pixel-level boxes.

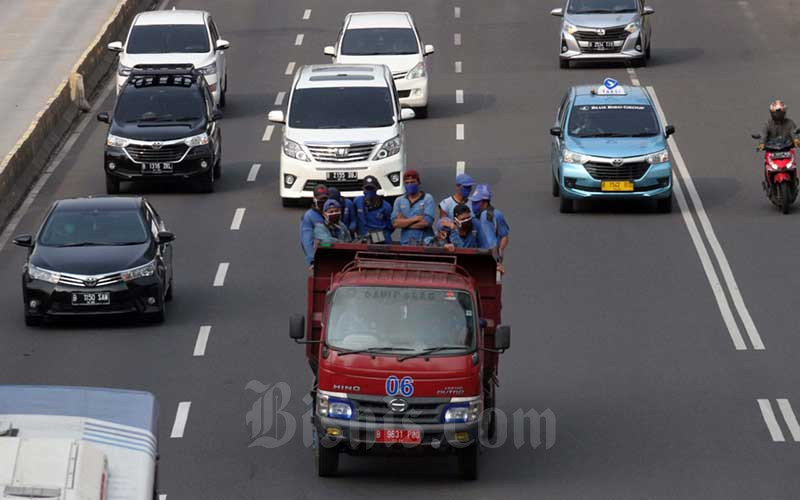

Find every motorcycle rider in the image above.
[758,100,800,151]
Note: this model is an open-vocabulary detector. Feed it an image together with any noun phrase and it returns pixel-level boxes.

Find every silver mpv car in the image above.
[551,0,653,68]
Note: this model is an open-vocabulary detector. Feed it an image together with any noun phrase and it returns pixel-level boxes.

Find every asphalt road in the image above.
[1,0,799,498]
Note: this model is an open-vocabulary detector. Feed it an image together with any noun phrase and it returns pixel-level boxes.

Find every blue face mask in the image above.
[405,183,419,195]
[459,185,472,198]
[471,201,482,215]
[364,190,377,200]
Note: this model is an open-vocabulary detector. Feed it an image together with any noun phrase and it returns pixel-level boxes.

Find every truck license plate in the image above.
[71,292,110,306]
[375,429,422,444]
[601,180,634,192]
[142,162,173,173]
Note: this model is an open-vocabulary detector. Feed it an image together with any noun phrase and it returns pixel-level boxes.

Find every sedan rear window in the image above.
[341,28,419,55]
[289,87,394,129]
[568,104,660,138]
[127,24,210,54]
[39,209,149,247]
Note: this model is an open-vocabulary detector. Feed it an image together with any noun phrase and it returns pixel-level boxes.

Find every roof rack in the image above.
[130,64,197,76]
[341,251,471,279]
[128,66,198,88]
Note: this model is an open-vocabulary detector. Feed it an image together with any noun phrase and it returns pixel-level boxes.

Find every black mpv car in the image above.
[13,196,175,325]
[98,67,223,193]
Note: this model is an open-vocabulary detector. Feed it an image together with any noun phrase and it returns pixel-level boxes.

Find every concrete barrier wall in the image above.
[0,0,156,227]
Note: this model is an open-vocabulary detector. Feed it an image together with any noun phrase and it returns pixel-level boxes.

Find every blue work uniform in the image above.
[340,198,357,234]
[300,209,325,265]
[392,192,436,245]
[313,222,353,245]
[477,206,510,252]
[353,196,393,243]
[439,196,472,219]
[450,226,489,249]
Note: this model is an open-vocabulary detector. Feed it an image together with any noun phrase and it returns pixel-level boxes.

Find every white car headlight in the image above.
[625,22,640,33]
[283,138,311,162]
[184,133,210,147]
[564,21,579,35]
[562,149,589,164]
[106,135,130,148]
[317,390,353,420]
[118,64,132,77]
[121,261,156,282]
[406,62,426,80]
[646,149,669,164]
[28,264,60,284]
[196,62,217,75]
[442,396,482,424]
[373,136,401,160]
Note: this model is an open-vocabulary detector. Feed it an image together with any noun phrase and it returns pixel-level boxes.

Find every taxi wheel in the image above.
[551,175,560,197]
[657,195,673,213]
[559,197,574,213]
[105,175,120,195]
[559,59,570,69]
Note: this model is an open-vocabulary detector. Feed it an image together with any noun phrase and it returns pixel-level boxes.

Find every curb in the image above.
[0,0,156,228]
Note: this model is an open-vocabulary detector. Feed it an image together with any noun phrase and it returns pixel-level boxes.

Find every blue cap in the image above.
[323,199,341,211]
[327,186,342,200]
[436,218,453,232]
[469,184,492,202]
[455,173,475,186]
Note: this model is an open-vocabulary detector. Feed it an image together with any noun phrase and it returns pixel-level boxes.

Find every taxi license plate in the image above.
[375,429,422,444]
[71,292,110,306]
[601,180,634,192]
[326,171,357,182]
[142,162,173,174]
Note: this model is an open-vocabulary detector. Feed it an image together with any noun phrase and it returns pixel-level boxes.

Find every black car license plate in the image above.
[326,171,358,182]
[142,162,173,174]
[591,41,615,50]
[71,292,110,306]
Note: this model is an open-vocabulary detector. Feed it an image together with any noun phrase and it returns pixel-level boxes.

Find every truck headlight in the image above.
[184,133,210,147]
[564,21,579,35]
[118,64,132,77]
[197,62,217,75]
[106,135,130,148]
[283,138,311,162]
[625,22,640,34]
[442,396,482,424]
[406,62,426,80]
[562,149,589,164]
[373,136,401,160]
[121,261,156,282]
[318,390,353,420]
[646,149,669,164]
[28,264,60,284]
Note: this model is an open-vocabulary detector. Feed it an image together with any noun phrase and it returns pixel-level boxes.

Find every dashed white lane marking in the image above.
[626,67,640,86]
[295,34,304,46]
[455,61,462,73]
[285,61,296,75]
[454,33,461,46]
[758,399,786,442]
[170,402,191,438]
[456,161,465,175]
[247,163,261,182]
[456,123,464,141]
[262,125,275,142]
[454,6,461,18]
[302,9,311,20]
[777,399,800,442]
[737,0,755,20]
[194,326,211,356]
[456,89,464,104]
[230,208,246,230]
[649,86,764,351]
[274,91,286,106]
[213,263,229,287]
[158,495,166,500]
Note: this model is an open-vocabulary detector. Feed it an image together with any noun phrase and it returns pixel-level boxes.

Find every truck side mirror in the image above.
[494,325,511,351]
[664,125,675,137]
[289,314,305,340]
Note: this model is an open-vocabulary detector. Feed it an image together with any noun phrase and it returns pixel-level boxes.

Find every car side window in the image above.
[209,18,220,41]
[389,78,401,116]
[557,92,569,124]
[141,205,159,239]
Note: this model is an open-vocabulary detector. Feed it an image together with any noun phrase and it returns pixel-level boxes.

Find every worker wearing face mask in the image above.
[391,170,435,245]
[449,204,489,249]
[438,173,476,219]
[313,199,353,245]
[353,176,393,243]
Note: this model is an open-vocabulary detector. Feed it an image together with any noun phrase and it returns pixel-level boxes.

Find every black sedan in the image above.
[13,196,174,325]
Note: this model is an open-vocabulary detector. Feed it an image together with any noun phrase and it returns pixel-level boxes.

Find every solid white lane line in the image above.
[648,86,764,351]
[295,34,304,46]
[194,326,211,356]
[455,61,462,73]
[456,161,465,175]
[454,33,461,46]
[285,61,296,75]
[456,89,464,104]
[213,263,229,287]
[247,163,261,182]
[158,495,166,500]
[170,402,191,438]
[230,208,245,230]
[262,125,275,142]
[302,9,311,20]
[777,399,800,442]
[454,6,461,18]
[626,67,640,86]
[274,91,286,106]
[758,399,786,442]
[456,124,464,141]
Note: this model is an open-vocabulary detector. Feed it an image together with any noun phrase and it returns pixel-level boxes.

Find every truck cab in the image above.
[290,244,510,479]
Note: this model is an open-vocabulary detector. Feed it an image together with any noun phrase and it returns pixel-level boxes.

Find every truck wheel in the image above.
[315,438,339,477]
[457,443,479,480]
[106,175,120,195]
[559,196,574,213]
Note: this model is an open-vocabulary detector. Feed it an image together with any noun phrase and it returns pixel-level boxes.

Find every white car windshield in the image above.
[341,28,419,55]
[289,87,394,129]
[568,0,638,14]
[127,24,210,54]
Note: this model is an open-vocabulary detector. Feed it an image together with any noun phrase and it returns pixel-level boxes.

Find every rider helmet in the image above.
[770,100,787,122]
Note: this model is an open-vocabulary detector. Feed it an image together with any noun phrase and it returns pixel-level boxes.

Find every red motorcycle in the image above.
[752,134,799,214]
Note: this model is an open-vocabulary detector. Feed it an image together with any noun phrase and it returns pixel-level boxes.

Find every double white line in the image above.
[758,399,800,442]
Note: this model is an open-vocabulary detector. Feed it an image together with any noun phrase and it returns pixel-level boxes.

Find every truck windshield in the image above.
[568,104,660,138]
[327,287,476,354]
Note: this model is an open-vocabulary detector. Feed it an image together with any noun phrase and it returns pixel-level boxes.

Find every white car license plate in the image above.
[71,292,110,306]
[142,162,173,173]
[326,171,357,182]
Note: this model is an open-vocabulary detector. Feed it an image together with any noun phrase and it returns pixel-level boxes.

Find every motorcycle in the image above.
[751,134,799,214]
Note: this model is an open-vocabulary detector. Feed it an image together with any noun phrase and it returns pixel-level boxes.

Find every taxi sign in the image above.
[594,78,626,96]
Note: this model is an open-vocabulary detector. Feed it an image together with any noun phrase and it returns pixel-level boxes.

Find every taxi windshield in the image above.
[568,0,638,14]
[326,287,476,354]
[568,104,660,138]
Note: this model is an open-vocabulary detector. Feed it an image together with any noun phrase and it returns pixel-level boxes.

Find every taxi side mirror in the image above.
[664,125,675,137]
[289,314,305,340]
[550,126,562,137]
[494,325,511,351]
[643,6,655,15]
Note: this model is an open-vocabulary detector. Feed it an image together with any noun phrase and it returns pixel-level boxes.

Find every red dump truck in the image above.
[289,243,510,479]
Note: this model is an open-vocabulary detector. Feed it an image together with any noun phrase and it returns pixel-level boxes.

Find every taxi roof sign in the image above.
[593,78,626,96]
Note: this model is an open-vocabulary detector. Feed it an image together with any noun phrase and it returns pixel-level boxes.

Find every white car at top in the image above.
[324,11,434,117]
[107,9,230,106]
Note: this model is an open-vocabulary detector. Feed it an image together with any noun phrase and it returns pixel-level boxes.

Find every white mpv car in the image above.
[268,64,414,206]
[108,9,230,106]
[324,12,434,117]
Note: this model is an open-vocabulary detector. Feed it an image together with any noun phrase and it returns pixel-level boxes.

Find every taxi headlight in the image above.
[121,261,156,282]
[106,135,129,148]
[646,149,669,164]
[562,149,589,164]
[625,22,640,34]
[373,136,401,160]
[184,133,210,147]
[283,138,311,162]
[317,390,353,420]
[407,62,426,80]
[28,264,60,284]
[564,21,579,35]
[442,396,482,424]
[196,62,217,75]
[118,64,132,77]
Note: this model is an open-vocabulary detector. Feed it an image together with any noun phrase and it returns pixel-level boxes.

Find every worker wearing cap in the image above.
[469,183,510,261]
[326,187,356,235]
[353,176,393,243]
[439,173,476,219]
[313,199,353,245]
[299,184,328,266]
[449,204,489,249]
[392,170,436,245]
[424,217,455,250]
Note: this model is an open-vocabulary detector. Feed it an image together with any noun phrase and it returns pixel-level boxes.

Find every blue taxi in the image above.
[550,78,675,213]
